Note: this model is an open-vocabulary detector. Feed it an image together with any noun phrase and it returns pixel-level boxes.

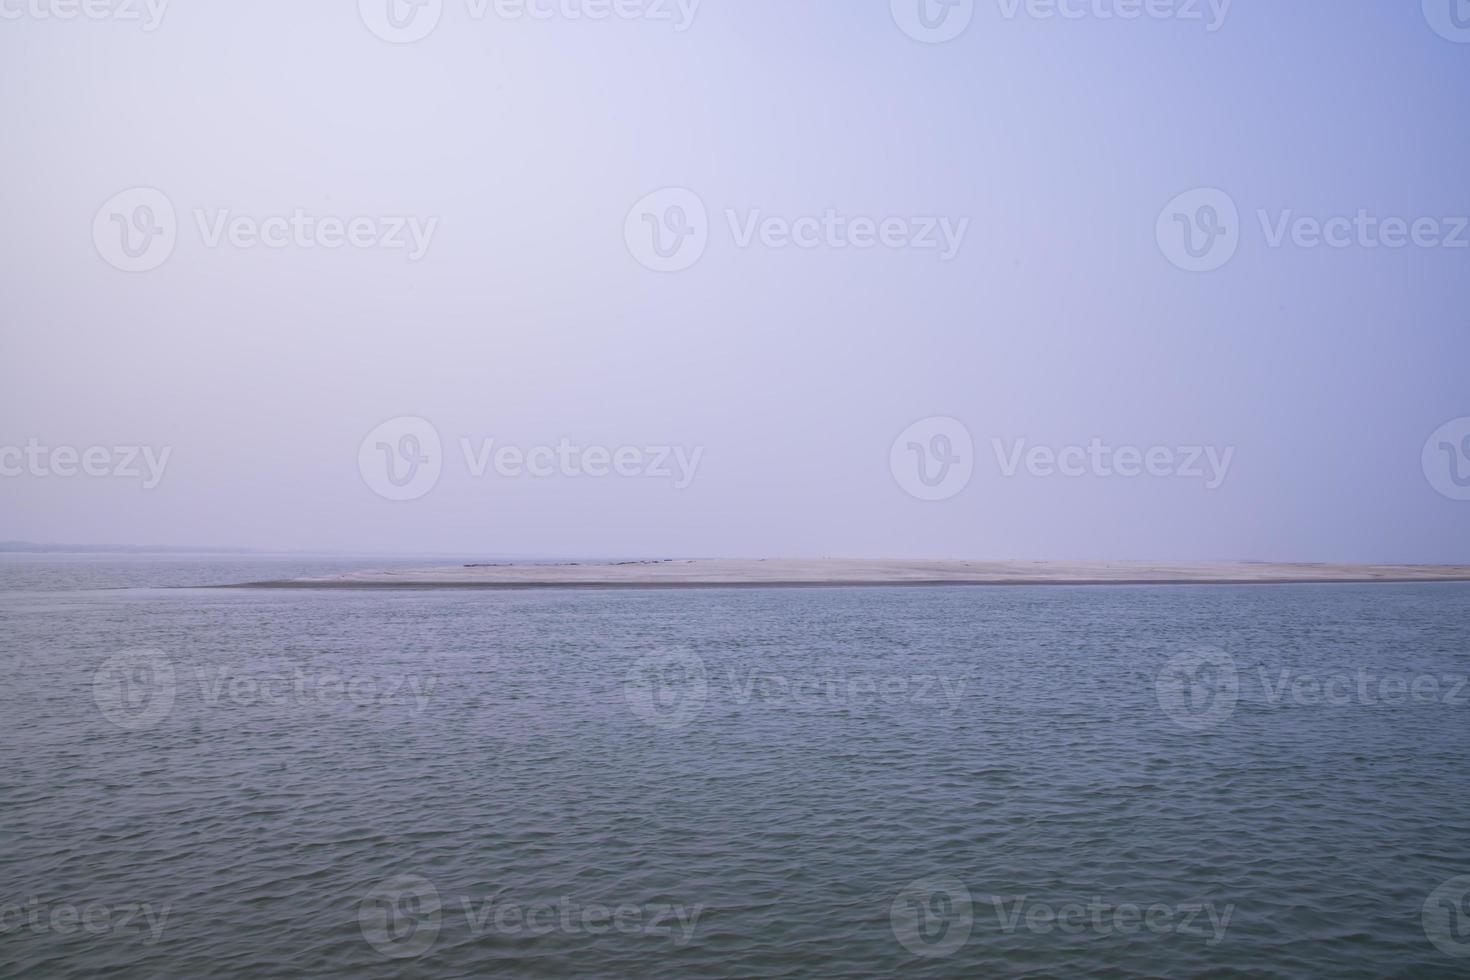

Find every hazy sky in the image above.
[2,0,1468,561]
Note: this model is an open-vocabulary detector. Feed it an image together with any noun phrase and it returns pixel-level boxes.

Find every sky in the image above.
[1,0,1468,561]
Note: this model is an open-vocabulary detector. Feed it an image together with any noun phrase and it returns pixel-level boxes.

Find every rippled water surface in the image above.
[3,557,1469,977]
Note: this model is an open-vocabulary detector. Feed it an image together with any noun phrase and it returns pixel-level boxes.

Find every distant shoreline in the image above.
[228,559,1470,591]
[0,542,253,555]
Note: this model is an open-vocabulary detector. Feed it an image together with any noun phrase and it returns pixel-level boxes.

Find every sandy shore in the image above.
[235,559,1470,590]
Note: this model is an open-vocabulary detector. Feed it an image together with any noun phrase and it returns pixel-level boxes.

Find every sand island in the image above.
[236,559,1470,590]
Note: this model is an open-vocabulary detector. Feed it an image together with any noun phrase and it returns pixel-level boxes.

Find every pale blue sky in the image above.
[1,1,1467,560]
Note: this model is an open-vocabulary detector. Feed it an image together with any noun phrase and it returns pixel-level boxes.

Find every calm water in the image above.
[3,556,1469,977]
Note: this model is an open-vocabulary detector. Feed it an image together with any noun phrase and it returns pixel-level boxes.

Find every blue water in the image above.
[2,556,1469,977]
